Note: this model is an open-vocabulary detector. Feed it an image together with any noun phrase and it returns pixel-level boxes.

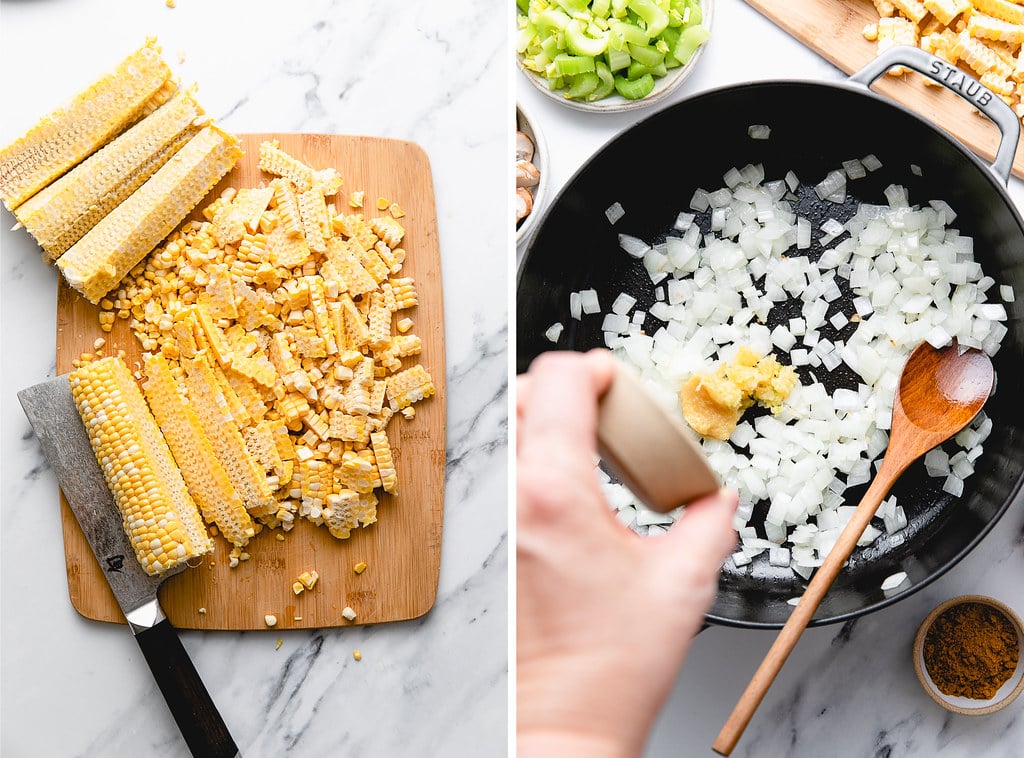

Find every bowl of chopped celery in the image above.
[516,0,713,113]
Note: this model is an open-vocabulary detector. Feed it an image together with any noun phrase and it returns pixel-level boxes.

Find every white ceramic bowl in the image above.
[516,101,550,248]
[913,594,1024,716]
[516,0,714,114]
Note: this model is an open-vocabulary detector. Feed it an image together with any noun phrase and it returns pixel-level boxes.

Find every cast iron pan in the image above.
[517,47,1024,629]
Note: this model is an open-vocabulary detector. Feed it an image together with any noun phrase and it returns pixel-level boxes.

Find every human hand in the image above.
[516,349,738,758]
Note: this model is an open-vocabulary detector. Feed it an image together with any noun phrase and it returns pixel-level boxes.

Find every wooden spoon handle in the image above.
[712,460,903,756]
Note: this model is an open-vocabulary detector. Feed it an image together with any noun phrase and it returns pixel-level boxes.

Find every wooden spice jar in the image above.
[913,595,1024,715]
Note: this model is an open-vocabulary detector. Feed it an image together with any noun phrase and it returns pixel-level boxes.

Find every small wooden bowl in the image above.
[913,594,1024,715]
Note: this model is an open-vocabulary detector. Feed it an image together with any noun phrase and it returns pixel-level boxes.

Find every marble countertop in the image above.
[0,1,507,756]
[517,1,1023,756]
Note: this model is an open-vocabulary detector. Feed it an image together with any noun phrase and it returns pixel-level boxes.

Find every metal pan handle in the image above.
[847,45,1020,185]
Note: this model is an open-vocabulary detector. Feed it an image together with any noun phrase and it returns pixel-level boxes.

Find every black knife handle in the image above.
[135,619,241,758]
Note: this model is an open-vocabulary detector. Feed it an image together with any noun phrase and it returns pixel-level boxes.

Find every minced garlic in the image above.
[679,346,798,441]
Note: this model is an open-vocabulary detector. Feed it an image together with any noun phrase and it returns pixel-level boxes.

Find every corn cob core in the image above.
[57,124,243,304]
[15,89,206,261]
[68,356,213,576]
[0,38,174,211]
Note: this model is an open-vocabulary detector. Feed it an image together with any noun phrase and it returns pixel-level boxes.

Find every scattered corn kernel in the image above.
[349,190,364,208]
[276,533,285,541]
[265,614,278,627]
[292,581,305,595]
[165,0,176,7]
[396,317,414,333]
[342,606,357,621]
[198,607,207,614]
[353,561,368,574]
[389,202,404,218]
[275,637,283,650]
[376,197,389,210]
[353,649,362,661]
[293,615,302,621]
[298,569,319,590]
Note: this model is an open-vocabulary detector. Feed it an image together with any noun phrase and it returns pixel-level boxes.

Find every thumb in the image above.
[662,488,739,573]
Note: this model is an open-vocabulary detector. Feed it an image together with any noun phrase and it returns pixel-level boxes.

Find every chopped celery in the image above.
[628,0,669,38]
[567,71,601,98]
[588,60,616,101]
[614,72,655,99]
[606,47,631,72]
[626,59,667,80]
[535,7,571,34]
[565,19,610,57]
[673,23,710,65]
[518,0,710,103]
[549,52,597,77]
[627,42,664,68]
[610,19,651,46]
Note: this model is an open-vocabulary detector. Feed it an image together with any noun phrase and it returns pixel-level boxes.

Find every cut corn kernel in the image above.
[353,561,367,574]
[353,649,362,661]
[342,606,357,621]
[265,614,278,627]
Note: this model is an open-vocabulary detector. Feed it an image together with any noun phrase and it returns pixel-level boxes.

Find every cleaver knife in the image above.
[18,375,242,758]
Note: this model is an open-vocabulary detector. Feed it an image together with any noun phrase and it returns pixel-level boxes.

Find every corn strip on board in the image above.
[56,133,446,630]
[743,0,1024,179]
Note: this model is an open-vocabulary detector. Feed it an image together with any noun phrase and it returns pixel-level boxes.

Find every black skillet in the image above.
[516,46,1024,629]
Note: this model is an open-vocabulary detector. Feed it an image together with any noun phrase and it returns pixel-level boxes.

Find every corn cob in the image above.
[57,124,243,304]
[973,0,1024,25]
[386,364,436,411]
[968,12,1024,45]
[68,355,212,575]
[15,89,206,262]
[1,38,175,212]
[141,353,255,548]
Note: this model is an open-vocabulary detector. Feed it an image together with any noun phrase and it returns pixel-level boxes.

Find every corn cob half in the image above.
[68,356,213,576]
[0,38,174,212]
[57,124,243,304]
[15,89,207,262]
[141,353,256,548]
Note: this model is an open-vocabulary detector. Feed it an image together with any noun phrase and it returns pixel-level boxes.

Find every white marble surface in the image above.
[0,1,507,756]
[517,1,1024,756]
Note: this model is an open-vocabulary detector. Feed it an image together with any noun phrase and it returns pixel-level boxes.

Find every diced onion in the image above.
[579,153,1009,578]
[605,201,626,225]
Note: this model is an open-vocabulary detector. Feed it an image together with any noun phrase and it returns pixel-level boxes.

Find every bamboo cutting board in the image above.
[55,133,446,630]
[743,0,1024,179]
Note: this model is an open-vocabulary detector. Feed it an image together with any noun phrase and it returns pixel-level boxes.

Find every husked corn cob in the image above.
[68,355,212,575]
[258,140,315,191]
[0,38,175,211]
[15,89,207,262]
[141,353,255,548]
[57,125,242,304]
[370,430,398,494]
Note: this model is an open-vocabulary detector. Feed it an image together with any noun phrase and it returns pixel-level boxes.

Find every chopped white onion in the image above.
[581,155,1009,577]
[544,322,563,343]
[748,124,771,140]
[605,201,626,224]
[881,571,908,591]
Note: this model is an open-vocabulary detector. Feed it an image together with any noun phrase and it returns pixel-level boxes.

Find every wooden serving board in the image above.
[55,133,446,630]
[743,0,1024,179]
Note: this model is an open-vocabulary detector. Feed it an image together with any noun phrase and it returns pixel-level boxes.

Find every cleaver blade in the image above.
[18,374,242,758]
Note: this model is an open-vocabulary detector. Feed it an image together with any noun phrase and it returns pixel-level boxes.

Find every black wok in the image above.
[516,47,1024,629]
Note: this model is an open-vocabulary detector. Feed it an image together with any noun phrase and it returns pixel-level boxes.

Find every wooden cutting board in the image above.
[55,133,446,630]
[744,0,1024,179]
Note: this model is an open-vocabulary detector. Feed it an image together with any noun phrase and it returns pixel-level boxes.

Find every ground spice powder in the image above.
[923,601,1020,700]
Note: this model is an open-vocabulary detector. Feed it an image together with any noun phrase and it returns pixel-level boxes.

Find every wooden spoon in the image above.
[712,341,995,756]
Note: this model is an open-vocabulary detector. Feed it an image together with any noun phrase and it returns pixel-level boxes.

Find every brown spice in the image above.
[923,601,1020,700]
